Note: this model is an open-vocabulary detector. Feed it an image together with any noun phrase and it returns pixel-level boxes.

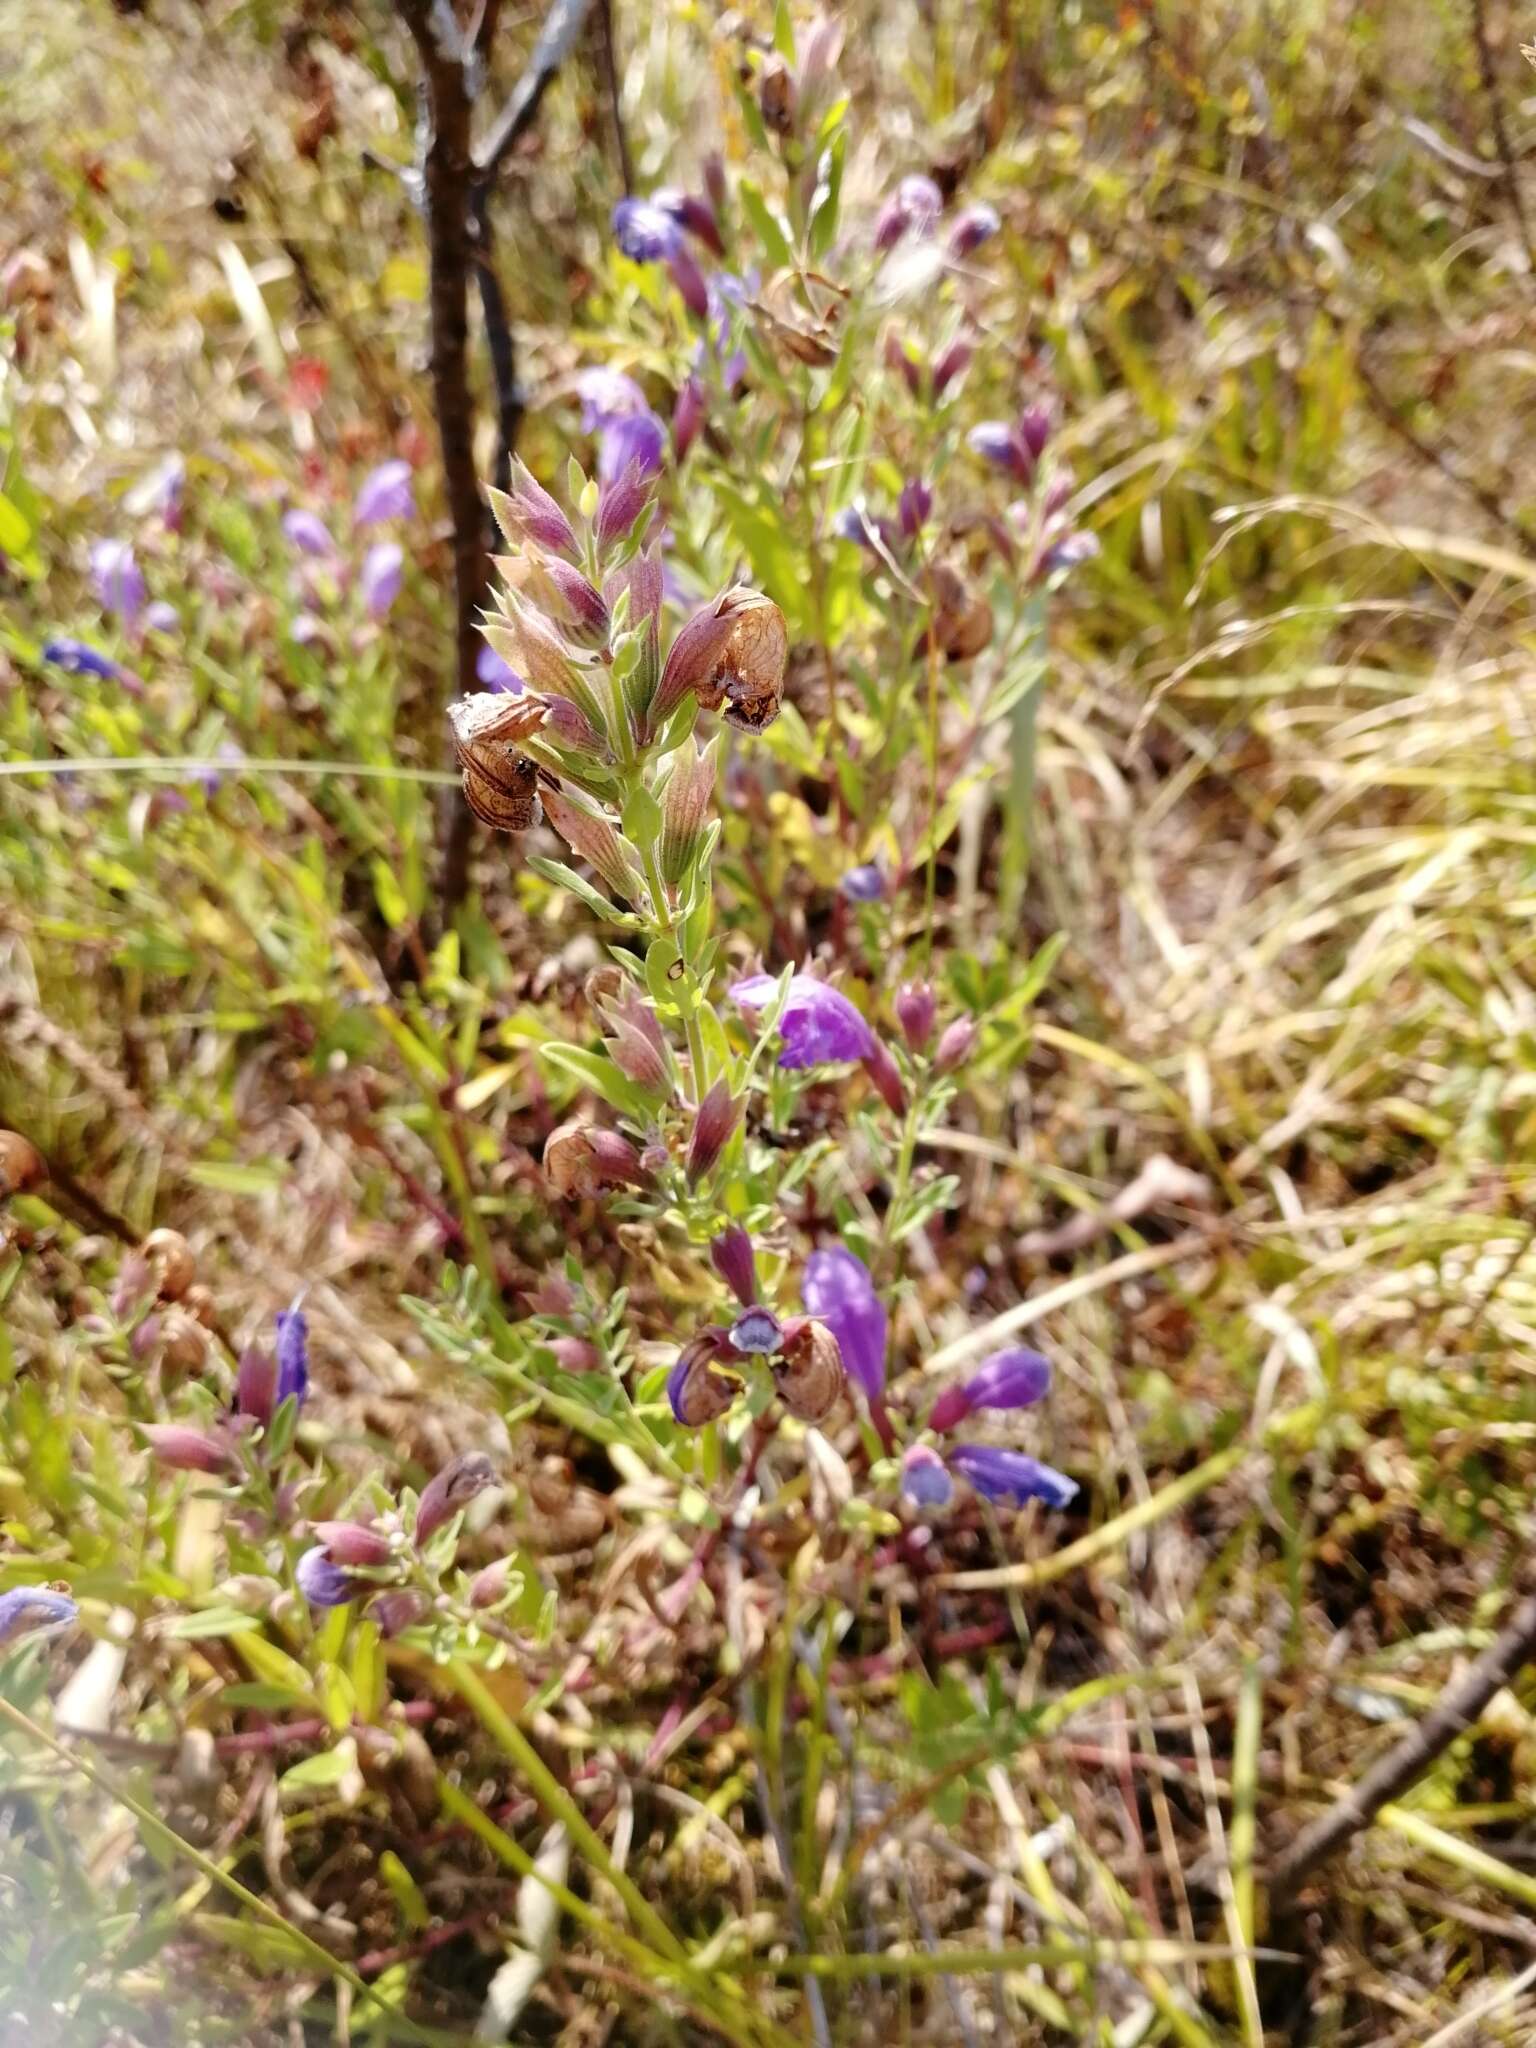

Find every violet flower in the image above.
[667,1328,740,1426]
[901,1445,953,1509]
[282,509,338,559]
[673,374,707,459]
[476,644,524,693]
[90,540,146,628]
[598,410,667,485]
[928,1347,1051,1433]
[731,973,876,1067]
[143,600,179,636]
[949,1444,1078,1508]
[575,366,648,431]
[274,1306,309,1408]
[729,1306,783,1357]
[296,1546,354,1608]
[0,1585,78,1645]
[653,186,725,257]
[897,479,933,538]
[360,541,404,619]
[802,1246,886,1400]
[42,637,122,681]
[840,863,885,903]
[710,1224,758,1306]
[950,202,1000,255]
[874,173,943,251]
[612,197,710,317]
[353,459,416,528]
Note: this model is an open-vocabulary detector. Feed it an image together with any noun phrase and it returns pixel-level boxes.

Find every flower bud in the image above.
[140,1227,195,1301]
[491,462,579,558]
[369,1589,427,1637]
[296,1547,354,1608]
[142,1424,233,1474]
[0,1130,45,1199]
[447,694,544,834]
[659,741,716,889]
[469,1557,515,1607]
[668,247,711,319]
[884,329,923,397]
[934,1016,978,1072]
[594,462,653,551]
[666,1328,740,1426]
[312,1520,391,1567]
[772,1316,843,1423]
[540,696,606,756]
[540,787,642,904]
[949,203,1000,255]
[1019,402,1053,462]
[549,1335,602,1373]
[929,1346,1051,1432]
[861,1039,907,1117]
[895,982,936,1050]
[514,554,611,648]
[415,1450,498,1547]
[604,1016,671,1092]
[686,1077,740,1184]
[236,1344,277,1424]
[898,479,933,538]
[901,1444,953,1508]
[673,373,706,459]
[710,1224,758,1307]
[544,1121,650,1199]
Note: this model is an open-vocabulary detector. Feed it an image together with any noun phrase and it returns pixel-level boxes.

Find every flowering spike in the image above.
[710,1225,759,1306]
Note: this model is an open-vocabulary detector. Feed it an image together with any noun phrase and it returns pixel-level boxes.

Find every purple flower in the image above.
[840,863,885,903]
[931,338,973,400]
[143,600,179,636]
[236,1345,277,1425]
[360,541,404,619]
[598,410,667,485]
[282,508,338,559]
[274,1306,309,1408]
[928,1347,1051,1433]
[594,463,653,550]
[353,459,415,528]
[1040,531,1100,578]
[476,643,524,693]
[895,982,936,1050]
[42,637,121,681]
[667,1328,740,1426]
[653,186,725,257]
[874,173,943,251]
[898,480,933,538]
[729,1306,783,1356]
[949,1444,1078,1508]
[613,198,684,264]
[0,1585,79,1645]
[575,366,648,431]
[90,540,146,627]
[968,421,1032,481]
[731,973,877,1068]
[834,504,880,548]
[949,203,1000,255]
[672,374,707,459]
[901,1445,953,1509]
[415,1451,497,1547]
[802,1246,886,1400]
[296,1546,354,1608]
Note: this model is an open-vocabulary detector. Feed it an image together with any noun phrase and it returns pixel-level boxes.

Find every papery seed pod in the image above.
[491,463,579,558]
[773,1316,844,1422]
[895,982,937,1050]
[0,1130,45,1199]
[312,1519,391,1567]
[544,1122,650,1199]
[183,1284,219,1329]
[757,54,794,134]
[416,1450,498,1547]
[710,1224,759,1307]
[924,565,993,664]
[142,1423,233,1474]
[160,1310,210,1379]
[447,695,543,833]
[658,741,717,888]
[666,1328,741,1426]
[140,1227,195,1301]
[933,1016,978,1072]
[540,787,642,903]
[713,590,788,733]
[686,1077,740,1184]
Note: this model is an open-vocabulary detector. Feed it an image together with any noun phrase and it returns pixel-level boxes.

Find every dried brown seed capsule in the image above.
[159,1310,210,1379]
[544,1121,650,1200]
[447,694,544,833]
[923,565,993,664]
[714,591,788,733]
[773,1316,844,1423]
[0,1130,45,1199]
[141,1228,196,1301]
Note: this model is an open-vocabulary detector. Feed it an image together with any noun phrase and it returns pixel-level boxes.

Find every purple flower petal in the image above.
[598,409,667,485]
[143,600,179,636]
[90,540,147,627]
[476,643,524,693]
[353,459,415,529]
[282,508,338,559]
[949,203,1000,255]
[0,1585,79,1645]
[274,1306,308,1409]
[731,973,876,1068]
[949,1444,1078,1509]
[296,1547,354,1608]
[42,637,121,681]
[802,1246,887,1400]
[729,1306,783,1356]
[840,863,885,903]
[575,366,649,432]
[901,1445,953,1509]
[613,197,684,264]
[929,1347,1051,1433]
[359,541,404,620]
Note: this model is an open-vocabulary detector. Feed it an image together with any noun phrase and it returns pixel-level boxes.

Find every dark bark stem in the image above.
[470,185,522,496]
[595,0,633,196]
[1268,1588,1536,1905]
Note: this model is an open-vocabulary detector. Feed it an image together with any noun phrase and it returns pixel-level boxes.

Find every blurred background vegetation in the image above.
[8,0,1536,2041]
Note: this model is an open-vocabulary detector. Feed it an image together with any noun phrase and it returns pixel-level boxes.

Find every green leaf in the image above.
[621,783,663,850]
[738,180,794,272]
[0,491,32,554]
[772,0,796,62]
[809,132,846,263]
[525,855,639,926]
[187,1161,289,1196]
[280,1735,357,1792]
[539,1043,653,1119]
[165,1607,263,1641]
[371,857,409,930]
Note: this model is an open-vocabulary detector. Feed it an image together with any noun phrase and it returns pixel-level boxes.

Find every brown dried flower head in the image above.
[0,1130,45,1199]
[544,1121,650,1199]
[447,694,543,833]
[773,1316,844,1422]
